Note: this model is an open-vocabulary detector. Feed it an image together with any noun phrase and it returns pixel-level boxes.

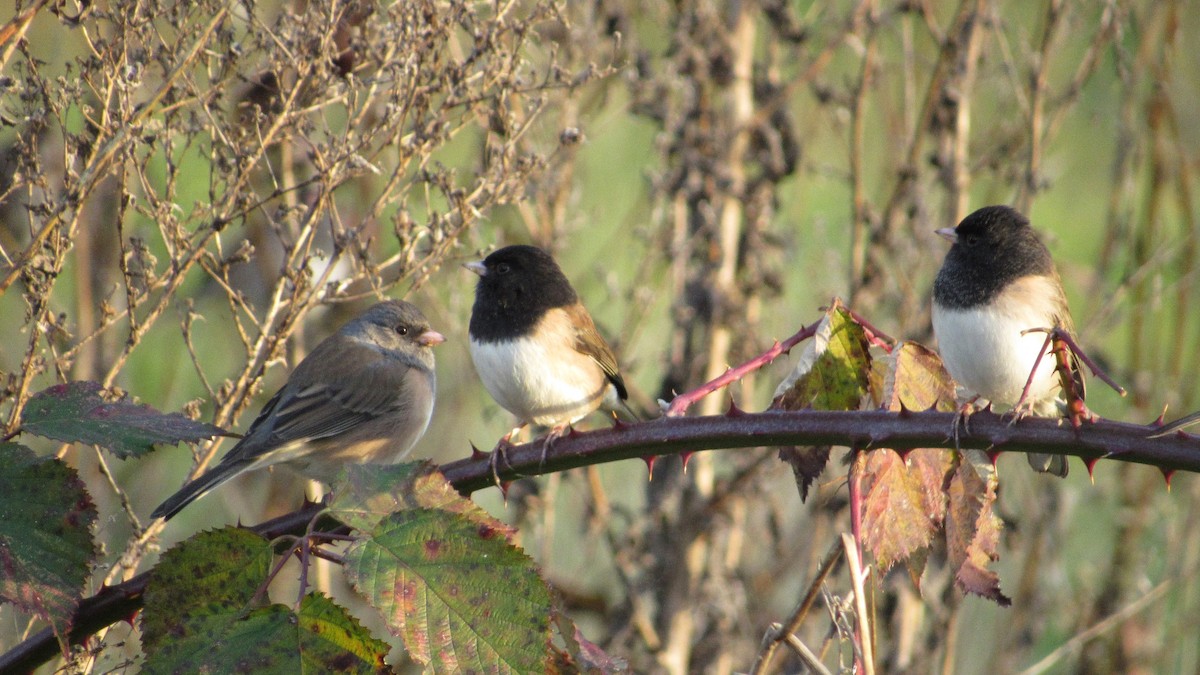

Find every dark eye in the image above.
[395,324,409,336]
[495,262,511,274]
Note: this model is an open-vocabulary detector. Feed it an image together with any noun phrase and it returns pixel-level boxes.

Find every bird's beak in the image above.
[935,227,958,244]
[417,330,446,347]
[463,261,487,277]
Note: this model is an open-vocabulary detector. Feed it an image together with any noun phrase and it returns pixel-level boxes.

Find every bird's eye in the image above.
[395,325,409,336]
[495,262,511,274]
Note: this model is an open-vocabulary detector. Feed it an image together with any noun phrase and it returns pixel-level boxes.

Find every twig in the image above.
[748,538,844,674]
[1018,579,1170,675]
[665,319,822,417]
[842,533,874,675]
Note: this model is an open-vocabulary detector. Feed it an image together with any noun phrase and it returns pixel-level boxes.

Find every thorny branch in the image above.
[3,405,1194,673]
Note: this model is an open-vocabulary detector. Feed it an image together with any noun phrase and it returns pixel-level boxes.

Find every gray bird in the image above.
[152,300,443,520]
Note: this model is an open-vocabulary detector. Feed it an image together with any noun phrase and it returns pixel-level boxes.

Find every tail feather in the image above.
[1149,410,1200,438]
[1027,452,1069,478]
[151,461,250,521]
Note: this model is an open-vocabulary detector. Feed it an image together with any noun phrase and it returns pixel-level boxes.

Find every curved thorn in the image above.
[642,455,656,480]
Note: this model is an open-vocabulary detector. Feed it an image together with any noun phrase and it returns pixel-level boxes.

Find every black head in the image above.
[467,245,579,341]
[933,205,1056,308]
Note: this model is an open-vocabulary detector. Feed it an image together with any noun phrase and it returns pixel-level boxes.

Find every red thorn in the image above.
[470,443,489,461]
[726,399,745,417]
[567,426,583,439]
[122,609,140,627]
[895,447,912,461]
[987,450,1001,467]
[896,402,911,417]
[611,416,629,430]
[642,455,656,480]
[498,480,511,501]
[1161,468,1174,491]
[1085,457,1100,481]
[1154,407,1168,426]
[681,451,694,471]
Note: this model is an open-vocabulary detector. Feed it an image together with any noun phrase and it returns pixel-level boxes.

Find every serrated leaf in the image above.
[328,461,514,540]
[777,445,830,502]
[345,508,552,673]
[863,342,959,572]
[773,305,871,412]
[296,593,390,672]
[946,452,1010,606]
[21,382,226,458]
[881,341,958,412]
[774,306,871,500]
[860,448,954,570]
[143,529,387,673]
[142,594,387,674]
[0,442,97,649]
[142,527,273,652]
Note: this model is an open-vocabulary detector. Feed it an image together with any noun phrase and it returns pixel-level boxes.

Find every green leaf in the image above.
[21,381,226,458]
[774,305,872,500]
[142,529,388,673]
[345,508,552,673]
[774,304,871,412]
[0,442,98,648]
[328,461,515,539]
[141,527,272,652]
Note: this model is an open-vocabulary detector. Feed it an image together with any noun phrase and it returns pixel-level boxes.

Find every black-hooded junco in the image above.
[932,205,1082,477]
[465,245,632,442]
[152,300,444,520]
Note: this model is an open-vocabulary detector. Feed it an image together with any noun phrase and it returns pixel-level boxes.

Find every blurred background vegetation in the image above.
[0,0,1197,672]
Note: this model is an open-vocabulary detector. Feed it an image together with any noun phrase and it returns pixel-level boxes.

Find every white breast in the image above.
[932,288,1062,410]
[469,316,609,427]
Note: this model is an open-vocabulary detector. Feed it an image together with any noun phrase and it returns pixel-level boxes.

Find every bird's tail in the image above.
[1027,452,1069,478]
[1149,410,1200,438]
[150,460,249,521]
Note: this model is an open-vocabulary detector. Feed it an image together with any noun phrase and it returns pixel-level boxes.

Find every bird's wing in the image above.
[1049,275,1086,401]
[564,302,629,400]
[221,342,425,464]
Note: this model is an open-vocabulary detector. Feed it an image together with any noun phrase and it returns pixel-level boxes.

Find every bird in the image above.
[152,300,444,521]
[464,245,633,445]
[932,205,1083,477]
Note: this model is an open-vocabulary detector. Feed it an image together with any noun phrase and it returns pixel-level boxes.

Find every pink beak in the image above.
[417,330,446,347]
[935,227,958,244]
[463,261,487,277]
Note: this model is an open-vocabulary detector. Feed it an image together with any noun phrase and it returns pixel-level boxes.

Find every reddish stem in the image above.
[1052,328,1127,396]
[845,307,896,352]
[665,318,822,417]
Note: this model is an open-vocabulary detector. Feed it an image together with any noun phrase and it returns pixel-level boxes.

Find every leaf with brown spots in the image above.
[329,460,515,540]
[142,528,387,672]
[774,306,872,499]
[345,507,552,673]
[0,443,98,652]
[858,342,958,576]
[880,341,958,413]
[859,448,954,571]
[946,452,1011,606]
[21,382,226,458]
